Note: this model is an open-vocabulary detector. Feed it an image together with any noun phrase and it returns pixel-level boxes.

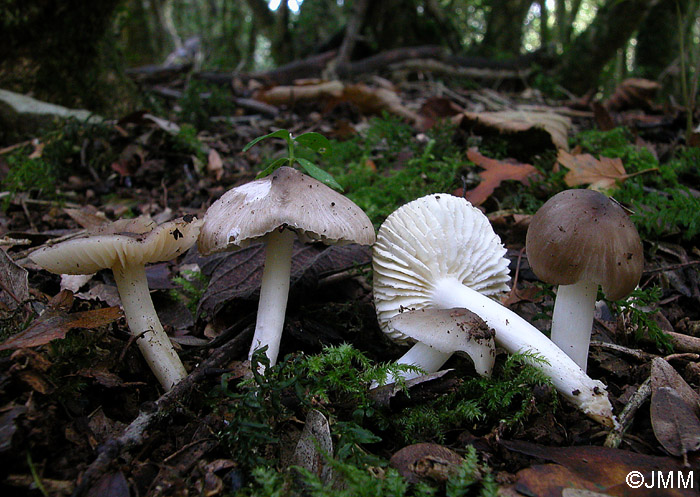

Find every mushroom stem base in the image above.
[551,280,598,371]
[249,228,296,367]
[391,342,453,382]
[113,264,187,390]
[430,277,615,426]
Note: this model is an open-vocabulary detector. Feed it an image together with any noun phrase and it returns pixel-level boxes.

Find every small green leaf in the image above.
[294,132,332,155]
[242,129,292,152]
[256,157,290,178]
[296,158,344,191]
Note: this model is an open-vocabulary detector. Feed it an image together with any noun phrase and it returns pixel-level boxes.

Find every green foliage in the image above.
[215,345,418,470]
[617,181,700,240]
[446,446,498,497]
[169,269,209,317]
[169,123,207,162]
[394,353,555,443]
[241,445,497,497]
[2,152,57,207]
[1,118,115,209]
[243,129,343,190]
[572,127,660,174]
[613,286,672,352]
[569,128,700,240]
[327,116,465,225]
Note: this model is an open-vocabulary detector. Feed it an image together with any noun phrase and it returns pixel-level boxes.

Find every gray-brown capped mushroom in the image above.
[30,215,202,390]
[526,189,643,370]
[198,166,375,366]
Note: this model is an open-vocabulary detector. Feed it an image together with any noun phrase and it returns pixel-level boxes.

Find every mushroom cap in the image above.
[525,189,643,301]
[373,194,511,342]
[30,215,203,275]
[389,308,496,376]
[197,166,376,255]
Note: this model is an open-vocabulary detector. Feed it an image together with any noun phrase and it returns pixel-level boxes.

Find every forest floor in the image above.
[0,70,699,496]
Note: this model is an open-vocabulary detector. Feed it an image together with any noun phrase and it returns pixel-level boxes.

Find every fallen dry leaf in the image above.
[291,409,334,485]
[390,443,464,484]
[559,149,627,191]
[0,248,29,310]
[605,78,661,112]
[456,109,571,150]
[560,149,658,191]
[86,471,130,497]
[460,148,538,206]
[197,241,371,314]
[341,83,422,124]
[207,148,224,180]
[0,306,123,351]
[503,439,697,497]
[650,357,700,417]
[650,386,700,459]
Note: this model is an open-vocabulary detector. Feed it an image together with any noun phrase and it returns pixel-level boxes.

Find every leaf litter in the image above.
[0,61,699,497]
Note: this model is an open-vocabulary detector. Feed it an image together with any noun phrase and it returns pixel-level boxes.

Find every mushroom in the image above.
[30,215,202,390]
[373,193,615,426]
[525,189,643,370]
[386,308,496,381]
[198,166,375,366]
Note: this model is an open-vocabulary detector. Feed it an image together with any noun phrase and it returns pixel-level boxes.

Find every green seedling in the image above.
[243,129,343,190]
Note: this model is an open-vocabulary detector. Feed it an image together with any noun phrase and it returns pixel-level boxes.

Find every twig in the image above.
[604,376,652,448]
[0,140,33,155]
[664,352,700,362]
[643,260,700,275]
[71,326,253,497]
[589,340,654,361]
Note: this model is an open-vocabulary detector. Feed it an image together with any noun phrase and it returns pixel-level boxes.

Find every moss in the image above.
[326,116,466,226]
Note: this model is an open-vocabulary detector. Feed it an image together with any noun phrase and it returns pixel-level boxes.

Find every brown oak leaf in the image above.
[460,148,538,206]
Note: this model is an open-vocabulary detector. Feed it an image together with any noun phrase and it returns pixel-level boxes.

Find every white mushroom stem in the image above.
[428,277,615,427]
[249,228,296,366]
[550,280,598,371]
[393,342,453,382]
[113,263,187,391]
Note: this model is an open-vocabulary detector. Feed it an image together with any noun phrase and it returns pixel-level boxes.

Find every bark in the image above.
[336,0,370,69]
[120,0,164,66]
[555,0,583,49]
[557,0,661,95]
[362,0,458,53]
[0,0,136,113]
[635,0,694,80]
[537,0,550,47]
[481,0,535,56]
[423,0,463,53]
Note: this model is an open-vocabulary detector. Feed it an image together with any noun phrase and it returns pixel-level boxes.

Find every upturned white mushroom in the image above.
[373,193,615,426]
[388,307,496,381]
[30,215,202,390]
[198,166,375,367]
[526,189,643,371]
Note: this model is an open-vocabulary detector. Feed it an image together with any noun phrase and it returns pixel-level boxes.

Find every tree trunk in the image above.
[336,0,370,69]
[557,0,661,95]
[635,0,694,80]
[0,0,136,113]
[537,0,550,47]
[481,0,534,56]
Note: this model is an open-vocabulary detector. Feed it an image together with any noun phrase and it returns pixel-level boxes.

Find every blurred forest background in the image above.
[1,0,699,115]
